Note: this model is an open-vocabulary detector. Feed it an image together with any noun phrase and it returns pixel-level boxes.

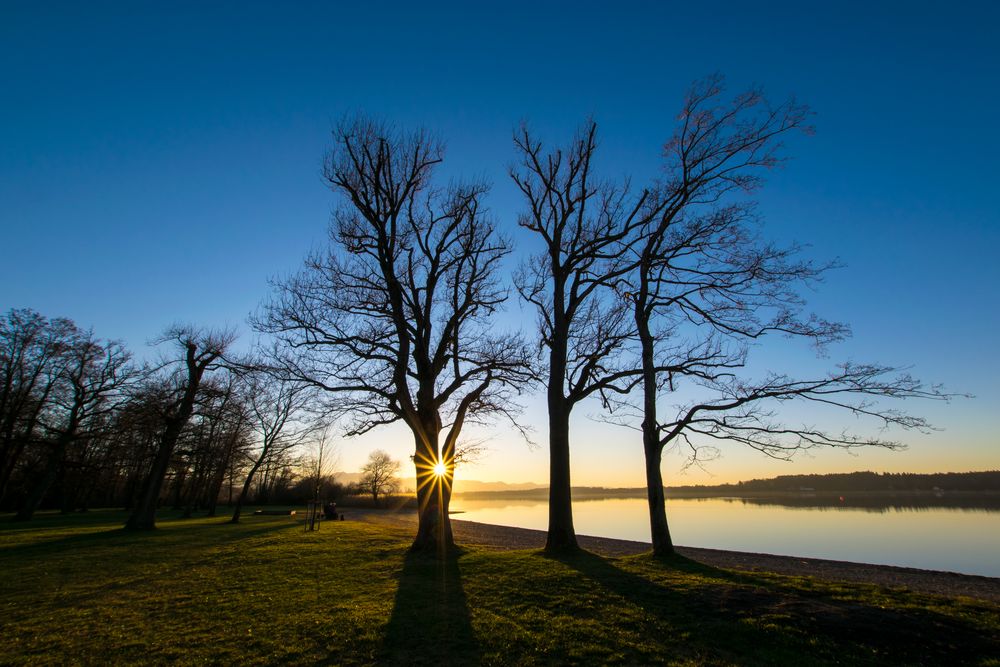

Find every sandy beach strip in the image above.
[346,507,1000,603]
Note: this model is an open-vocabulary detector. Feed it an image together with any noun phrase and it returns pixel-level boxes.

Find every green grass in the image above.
[1,510,997,665]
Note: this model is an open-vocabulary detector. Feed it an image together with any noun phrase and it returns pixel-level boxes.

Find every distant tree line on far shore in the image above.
[454,471,1000,500]
[713,470,1000,494]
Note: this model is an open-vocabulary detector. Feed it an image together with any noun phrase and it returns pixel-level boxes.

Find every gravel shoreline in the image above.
[348,507,1000,603]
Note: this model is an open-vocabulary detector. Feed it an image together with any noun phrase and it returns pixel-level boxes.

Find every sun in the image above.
[433,461,446,477]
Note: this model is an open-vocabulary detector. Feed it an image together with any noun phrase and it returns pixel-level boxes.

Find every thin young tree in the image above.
[625,76,952,554]
[258,115,531,553]
[124,326,234,531]
[229,367,317,523]
[305,429,338,505]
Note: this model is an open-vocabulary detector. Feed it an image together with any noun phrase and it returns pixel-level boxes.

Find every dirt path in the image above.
[346,507,1000,603]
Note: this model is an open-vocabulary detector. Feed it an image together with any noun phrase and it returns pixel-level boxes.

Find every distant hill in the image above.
[453,479,545,493]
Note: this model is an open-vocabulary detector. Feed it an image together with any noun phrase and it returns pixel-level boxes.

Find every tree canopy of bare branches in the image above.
[359,449,400,506]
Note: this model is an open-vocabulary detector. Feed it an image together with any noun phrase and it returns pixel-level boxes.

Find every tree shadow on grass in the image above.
[0,517,306,618]
[0,515,298,563]
[550,549,999,665]
[380,550,481,666]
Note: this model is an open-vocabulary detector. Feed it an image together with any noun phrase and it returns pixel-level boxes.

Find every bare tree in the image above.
[124,326,235,531]
[14,332,135,521]
[359,449,400,506]
[511,123,649,551]
[304,428,338,505]
[177,375,244,518]
[229,366,318,523]
[0,309,77,503]
[258,116,532,552]
[623,76,952,554]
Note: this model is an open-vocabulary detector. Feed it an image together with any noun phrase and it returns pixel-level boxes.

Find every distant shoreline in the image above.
[455,488,1000,499]
[451,487,1000,510]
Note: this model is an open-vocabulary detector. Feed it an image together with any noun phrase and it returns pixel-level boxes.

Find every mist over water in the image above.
[450,497,1000,577]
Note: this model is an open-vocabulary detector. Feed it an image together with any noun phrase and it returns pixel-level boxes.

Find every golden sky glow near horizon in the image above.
[333,396,997,489]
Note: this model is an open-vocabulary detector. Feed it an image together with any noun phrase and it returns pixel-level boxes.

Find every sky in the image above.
[2,1,998,487]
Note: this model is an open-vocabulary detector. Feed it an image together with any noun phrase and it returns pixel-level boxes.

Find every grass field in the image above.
[1,509,998,665]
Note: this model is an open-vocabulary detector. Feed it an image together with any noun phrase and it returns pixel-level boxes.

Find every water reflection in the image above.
[450,496,1000,577]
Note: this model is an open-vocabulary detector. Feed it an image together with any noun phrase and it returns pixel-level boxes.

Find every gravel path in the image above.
[347,507,1000,603]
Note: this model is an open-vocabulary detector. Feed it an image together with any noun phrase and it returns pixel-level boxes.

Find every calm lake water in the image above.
[450,496,1000,578]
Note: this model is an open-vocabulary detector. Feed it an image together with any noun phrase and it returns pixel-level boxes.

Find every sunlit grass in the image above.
[1,509,997,665]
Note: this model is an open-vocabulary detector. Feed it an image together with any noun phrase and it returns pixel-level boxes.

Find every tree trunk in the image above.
[230,446,268,524]
[0,438,26,504]
[643,440,673,556]
[545,399,577,552]
[637,290,675,556]
[410,427,455,554]
[0,433,31,504]
[125,346,208,531]
[124,417,185,530]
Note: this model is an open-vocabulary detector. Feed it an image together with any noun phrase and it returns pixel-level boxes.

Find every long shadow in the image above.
[551,549,999,665]
[380,550,481,666]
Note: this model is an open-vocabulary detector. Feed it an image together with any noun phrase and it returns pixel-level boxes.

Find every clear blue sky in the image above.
[2,1,997,484]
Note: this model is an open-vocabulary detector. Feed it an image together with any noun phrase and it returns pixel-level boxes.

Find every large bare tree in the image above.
[511,123,650,551]
[624,76,952,554]
[258,116,531,552]
[515,78,952,555]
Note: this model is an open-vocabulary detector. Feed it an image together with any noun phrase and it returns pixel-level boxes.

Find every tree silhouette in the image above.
[124,326,234,531]
[258,116,531,553]
[511,122,653,551]
[229,363,318,524]
[0,309,76,504]
[622,76,952,554]
[515,77,953,554]
[360,449,400,506]
[14,332,134,521]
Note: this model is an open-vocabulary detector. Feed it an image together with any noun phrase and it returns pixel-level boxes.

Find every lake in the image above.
[449,496,1000,578]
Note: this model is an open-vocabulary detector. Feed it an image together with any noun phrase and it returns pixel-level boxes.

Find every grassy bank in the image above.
[1,510,997,665]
